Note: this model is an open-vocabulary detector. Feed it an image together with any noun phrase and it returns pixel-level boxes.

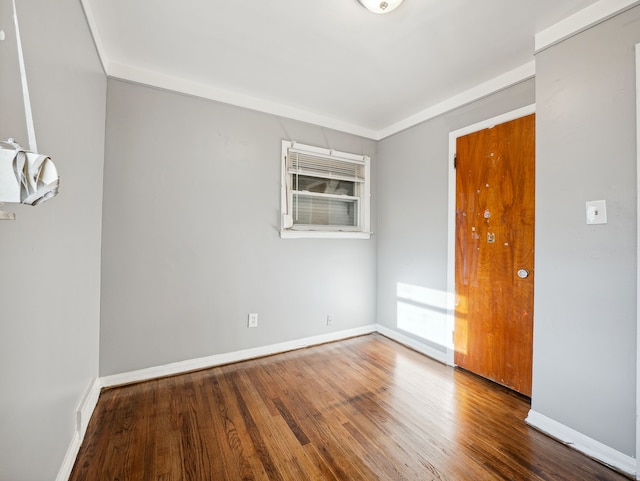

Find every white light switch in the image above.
[586,200,607,225]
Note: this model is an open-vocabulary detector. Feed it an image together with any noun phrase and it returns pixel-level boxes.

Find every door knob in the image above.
[517,269,529,279]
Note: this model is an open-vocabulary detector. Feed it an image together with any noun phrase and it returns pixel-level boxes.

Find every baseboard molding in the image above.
[56,377,103,481]
[55,430,80,481]
[101,325,377,389]
[526,409,636,478]
[375,324,452,365]
[56,325,375,480]
[77,377,101,439]
[57,329,637,481]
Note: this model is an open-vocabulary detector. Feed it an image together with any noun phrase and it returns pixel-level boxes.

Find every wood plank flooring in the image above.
[69,334,630,480]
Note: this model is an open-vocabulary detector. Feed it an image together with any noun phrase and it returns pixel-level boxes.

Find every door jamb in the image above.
[634,42,640,481]
[446,104,536,367]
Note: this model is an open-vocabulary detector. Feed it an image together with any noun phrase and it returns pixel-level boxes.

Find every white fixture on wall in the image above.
[357,0,404,14]
[586,200,607,225]
[0,0,60,220]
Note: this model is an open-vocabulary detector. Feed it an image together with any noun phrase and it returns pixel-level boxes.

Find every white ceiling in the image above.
[83,0,609,139]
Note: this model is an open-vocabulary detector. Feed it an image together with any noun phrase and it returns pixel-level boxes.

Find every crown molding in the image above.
[377,62,535,140]
[81,0,640,140]
[107,61,380,140]
[535,0,640,53]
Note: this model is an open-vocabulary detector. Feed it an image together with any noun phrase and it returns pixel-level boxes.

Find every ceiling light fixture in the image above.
[358,0,404,14]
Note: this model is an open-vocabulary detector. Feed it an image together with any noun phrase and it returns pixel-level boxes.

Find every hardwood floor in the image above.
[69,334,630,480]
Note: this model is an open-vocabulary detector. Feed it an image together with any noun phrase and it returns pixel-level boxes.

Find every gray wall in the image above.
[0,1,636,477]
[532,6,639,457]
[0,0,106,479]
[376,80,535,348]
[99,79,377,376]
[376,6,638,460]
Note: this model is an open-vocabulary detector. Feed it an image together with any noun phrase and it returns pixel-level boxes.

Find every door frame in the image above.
[446,104,536,367]
[634,42,640,480]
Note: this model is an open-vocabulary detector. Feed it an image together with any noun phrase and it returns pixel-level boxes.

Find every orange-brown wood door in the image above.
[454,114,535,396]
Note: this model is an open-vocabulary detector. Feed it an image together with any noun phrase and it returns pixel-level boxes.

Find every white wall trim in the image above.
[526,409,636,477]
[55,377,103,481]
[56,325,375,480]
[106,61,380,140]
[55,431,81,481]
[535,0,640,53]
[77,377,101,440]
[80,1,536,144]
[635,42,640,481]
[446,104,536,368]
[375,324,452,365]
[79,0,108,74]
[280,230,372,240]
[378,62,535,140]
[58,323,634,480]
[101,325,377,388]
[79,0,640,143]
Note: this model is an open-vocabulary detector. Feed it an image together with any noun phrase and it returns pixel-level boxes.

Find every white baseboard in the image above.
[77,377,101,439]
[55,428,80,481]
[101,324,377,388]
[375,324,452,365]
[57,328,637,481]
[56,325,375,481]
[56,377,103,481]
[526,409,636,478]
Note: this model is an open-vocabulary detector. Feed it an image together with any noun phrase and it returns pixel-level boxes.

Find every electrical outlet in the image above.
[586,200,607,225]
[326,314,333,326]
[248,313,258,328]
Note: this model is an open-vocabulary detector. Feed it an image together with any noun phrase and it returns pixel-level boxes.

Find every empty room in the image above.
[1,0,639,479]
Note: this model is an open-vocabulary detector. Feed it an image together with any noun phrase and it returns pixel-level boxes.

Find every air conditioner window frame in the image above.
[280,140,371,240]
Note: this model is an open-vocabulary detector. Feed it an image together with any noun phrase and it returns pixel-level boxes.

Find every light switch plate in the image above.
[586,200,607,225]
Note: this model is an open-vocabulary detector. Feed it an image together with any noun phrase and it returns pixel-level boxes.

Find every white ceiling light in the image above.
[357,0,403,14]
[358,0,404,14]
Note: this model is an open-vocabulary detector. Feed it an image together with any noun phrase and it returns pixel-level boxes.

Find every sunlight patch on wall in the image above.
[397,283,454,350]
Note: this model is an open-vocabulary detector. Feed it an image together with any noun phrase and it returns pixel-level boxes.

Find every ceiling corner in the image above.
[79,0,109,74]
[535,0,640,52]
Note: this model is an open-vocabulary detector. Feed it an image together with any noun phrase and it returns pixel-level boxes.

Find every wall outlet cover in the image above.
[586,200,607,225]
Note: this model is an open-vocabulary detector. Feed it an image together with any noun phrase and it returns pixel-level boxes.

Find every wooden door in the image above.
[454,114,535,396]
